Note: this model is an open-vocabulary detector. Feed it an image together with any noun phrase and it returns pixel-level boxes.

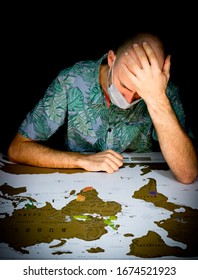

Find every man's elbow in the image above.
[7,142,20,163]
[174,170,198,185]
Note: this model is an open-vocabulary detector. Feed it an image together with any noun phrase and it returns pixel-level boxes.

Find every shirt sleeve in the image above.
[18,75,67,141]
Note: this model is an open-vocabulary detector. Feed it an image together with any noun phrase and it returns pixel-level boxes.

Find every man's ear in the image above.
[107,50,115,67]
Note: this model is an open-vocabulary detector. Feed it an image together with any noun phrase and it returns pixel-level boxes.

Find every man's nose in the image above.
[124,92,140,103]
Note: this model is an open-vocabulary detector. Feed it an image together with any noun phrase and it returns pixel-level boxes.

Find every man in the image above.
[8,32,198,184]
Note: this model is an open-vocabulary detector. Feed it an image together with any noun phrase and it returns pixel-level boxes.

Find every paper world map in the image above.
[0,153,198,259]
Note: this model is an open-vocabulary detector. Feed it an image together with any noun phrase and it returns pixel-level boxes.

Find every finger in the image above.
[101,159,121,173]
[85,150,123,173]
[122,51,143,76]
[132,43,155,70]
[105,149,123,161]
[119,62,139,89]
[87,157,121,174]
[102,151,123,168]
[141,42,159,69]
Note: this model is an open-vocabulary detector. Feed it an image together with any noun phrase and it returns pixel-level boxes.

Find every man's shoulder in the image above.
[58,54,107,77]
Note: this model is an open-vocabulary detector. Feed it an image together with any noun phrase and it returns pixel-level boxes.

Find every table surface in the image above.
[0,152,198,260]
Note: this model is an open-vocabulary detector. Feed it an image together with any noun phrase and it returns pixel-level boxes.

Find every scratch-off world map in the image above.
[0,153,198,259]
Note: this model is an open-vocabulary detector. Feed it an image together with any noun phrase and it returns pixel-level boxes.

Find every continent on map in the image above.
[0,186,121,255]
[129,178,198,257]
[0,183,36,209]
[128,162,169,175]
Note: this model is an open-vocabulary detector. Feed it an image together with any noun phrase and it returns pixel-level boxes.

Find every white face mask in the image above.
[107,60,141,109]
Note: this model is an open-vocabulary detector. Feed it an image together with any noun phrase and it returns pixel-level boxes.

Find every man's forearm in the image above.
[8,133,124,173]
[8,139,82,169]
[148,100,198,184]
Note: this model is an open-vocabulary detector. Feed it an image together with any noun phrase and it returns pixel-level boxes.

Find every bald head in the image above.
[116,32,165,69]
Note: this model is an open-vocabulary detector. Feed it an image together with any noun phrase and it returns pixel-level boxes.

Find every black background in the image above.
[1,3,197,154]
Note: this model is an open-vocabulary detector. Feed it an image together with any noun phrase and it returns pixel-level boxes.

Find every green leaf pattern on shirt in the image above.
[18,54,191,152]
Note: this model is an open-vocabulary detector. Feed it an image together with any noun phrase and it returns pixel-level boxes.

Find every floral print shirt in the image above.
[18,54,193,153]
